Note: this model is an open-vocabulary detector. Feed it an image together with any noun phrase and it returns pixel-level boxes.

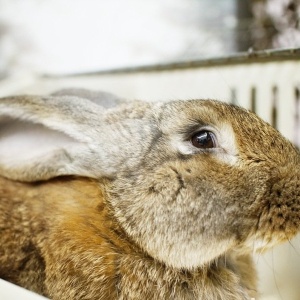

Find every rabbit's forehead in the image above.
[159,100,224,130]
[158,100,260,135]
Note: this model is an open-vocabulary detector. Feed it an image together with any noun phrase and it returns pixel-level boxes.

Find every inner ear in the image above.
[0,118,77,164]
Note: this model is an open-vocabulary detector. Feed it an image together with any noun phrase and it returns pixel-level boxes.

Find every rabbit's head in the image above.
[0,93,299,270]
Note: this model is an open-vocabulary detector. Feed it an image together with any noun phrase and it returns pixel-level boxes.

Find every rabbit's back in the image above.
[0,176,111,296]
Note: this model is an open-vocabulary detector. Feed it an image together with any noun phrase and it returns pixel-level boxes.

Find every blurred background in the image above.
[0,0,299,76]
[0,1,300,300]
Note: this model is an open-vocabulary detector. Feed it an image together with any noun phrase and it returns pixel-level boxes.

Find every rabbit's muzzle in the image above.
[252,169,300,249]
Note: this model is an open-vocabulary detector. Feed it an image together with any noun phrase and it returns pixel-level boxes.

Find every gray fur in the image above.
[51,88,125,108]
[0,93,155,181]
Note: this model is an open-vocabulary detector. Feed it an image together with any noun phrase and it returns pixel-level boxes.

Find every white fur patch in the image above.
[146,235,236,269]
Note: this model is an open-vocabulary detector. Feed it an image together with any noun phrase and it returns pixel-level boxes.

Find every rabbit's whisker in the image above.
[271,249,284,300]
[285,233,300,256]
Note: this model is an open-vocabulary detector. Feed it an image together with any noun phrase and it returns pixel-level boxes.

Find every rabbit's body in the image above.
[0,176,256,300]
[0,91,300,299]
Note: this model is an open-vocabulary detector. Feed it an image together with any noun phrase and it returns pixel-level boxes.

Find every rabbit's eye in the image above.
[191,131,216,149]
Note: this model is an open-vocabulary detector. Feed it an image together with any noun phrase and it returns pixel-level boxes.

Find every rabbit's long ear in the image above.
[0,95,150,182]
[51,88,125,108]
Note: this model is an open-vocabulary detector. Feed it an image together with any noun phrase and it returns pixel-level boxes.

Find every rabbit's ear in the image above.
[0,95,145,182]
[51,88,125,109]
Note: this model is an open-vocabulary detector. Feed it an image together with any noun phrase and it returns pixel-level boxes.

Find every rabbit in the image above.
[0,90,300,300]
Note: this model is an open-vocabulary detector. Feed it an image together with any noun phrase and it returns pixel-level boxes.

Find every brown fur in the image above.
[0,176,257,299]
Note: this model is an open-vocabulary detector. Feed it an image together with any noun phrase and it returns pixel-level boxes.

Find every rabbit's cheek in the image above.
[180,161,268,241]
[110,162,256,269]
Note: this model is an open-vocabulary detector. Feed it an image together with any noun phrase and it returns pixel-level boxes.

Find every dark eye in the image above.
[191,131,216,149]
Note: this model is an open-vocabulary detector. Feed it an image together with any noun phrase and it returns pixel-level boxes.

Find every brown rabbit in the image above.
[0,90,300,300]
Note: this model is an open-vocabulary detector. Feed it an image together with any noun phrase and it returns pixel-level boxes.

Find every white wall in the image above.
[0,0,236,75]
